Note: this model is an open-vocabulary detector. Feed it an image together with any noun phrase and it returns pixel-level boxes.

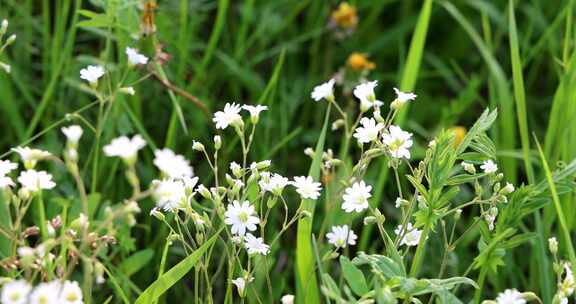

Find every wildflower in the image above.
[1,19,7,35]
[461,162,476,174]
[79,65,104,85]
[59,280,83,304]
[259,173,289,196]
[103,135,146,164]
[17,170,56,192]
[153,148,193,178]
[152,179,186,212]
[558,262,575,302]
[326,225,357,249]
[395,223,422,247]
[213,103,242,130]
[125,47,149,65]
[311,79,335,102]
[281,294,295,304]
[12,147,51,169]
[230,162,242,178]
[347,52,375,71]
[192,141,205,152]
[353,117,384,144]
[395,197,409,208]
[0,160,17,176]
[382,125,413,159]
[1,279,32,304]
[341,181,372,213]
[214,135,222,150]
[549,237,558,255]
[224,200,260,236]
[330,2,358,30]
[119,87,136,95]
[242,104,268,124]
[390,88,417,110]
[495,289,526,304]
[353,81,378,112]
[291,176,322,200]
[232,276,254,297]
[244,233,270,255]
[501,182,515,194]
[0,176,14,189]
[448,126,466,147]
[61,125,83,145]
[481,160,498,174]
[29,281,59,304]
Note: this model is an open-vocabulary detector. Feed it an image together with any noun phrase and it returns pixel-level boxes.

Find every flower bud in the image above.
[5,34,16,46]
[197,184,212,200]
[192,141,205,152]
[331,119,345,131]
[0,62,10,74]
[461,162,476,174]
[256,160,271,170]
[500,182,515,195]
[363,216,376,225]
[214,135,222,150]
[0,20,8,35]
[548,237,558,255]
[119,87,136,95]
[150,208,165,221]
[304,147,314,157]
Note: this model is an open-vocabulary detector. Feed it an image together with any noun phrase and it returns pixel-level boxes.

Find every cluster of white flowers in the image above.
[1,279,83,304]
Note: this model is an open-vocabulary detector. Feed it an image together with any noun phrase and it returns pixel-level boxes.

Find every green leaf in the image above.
[340,256,369,296]
[352,252,406,278]
[118,249,155,277]
[134,228,222,304]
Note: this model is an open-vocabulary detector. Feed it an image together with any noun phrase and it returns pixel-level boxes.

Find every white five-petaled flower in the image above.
[291,176,322,200]
[1,279,32,304]
[80,65,104,84]
[382,125,413,159]
[231,276,254,297]
[0,159,17,176]
[353,80,378,111]
[152,179,187,212]
[103,135,146,164]
[353,117,384,144]
[153,148,194,178]
[326,225,357,249]
[213,103,243,129]
[59,280,84,304]
[259,173,289,196]
[125,47,149,65]
[390,87,417,110]
[18,170,56,192]
[341,181,372,213]
[61,125,84,144]
[495,289,526,304]
[29,281,60,304]
[395,223,422,247]
[481,160,498,174]
[311,79,335,102]
[244,233,270,255]
[242,104,268,123]
[12,146,51,169]
[224,200,260,236]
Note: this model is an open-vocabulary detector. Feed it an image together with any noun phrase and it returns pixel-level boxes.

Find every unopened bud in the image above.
[331,119,345,131]
[197,184,212,200]
[0,20,8,35]
[0,62,10,74]
[5,34,16,45]
[363,216,376,225]
[192,141,205,152]
[119,86,135,95]
[150,208,165,221]
[548,237,558,255]
[214,136,222,150]
[304,147,314,157]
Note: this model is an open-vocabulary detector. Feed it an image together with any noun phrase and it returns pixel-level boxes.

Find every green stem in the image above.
[473,265,488,304]
[36,191,48,241]
[408,220,432,277]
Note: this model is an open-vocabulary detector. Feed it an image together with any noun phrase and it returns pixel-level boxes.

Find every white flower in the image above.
[390,88,417,109]
[0,160,17,176]
[103,135,146,164]
[153,148,193,178]
[291,176,322,200]
[353,81,378,111]
[242,105,268,123]
[326,225,357,249]
[395,197,403,208]
[461,161,476,174]
[495,289,526,304]
[481,160,498,174]
[259,173,289,196]
[311,79,335,102]
[382,125,413,159]
[125,47,149,65]
[0,176,15,189]
[80,65,104,84]
[353,117,384,144]
[12,147,51,168]
[395,223,422,247]
[152,179,186,212]
[232,276,254,297]
[502,182,515,194]
[230,162,242,177]
[548,237,559,254]
[18,170,56,192]
[29,281,60,304]
[1,280,32,304]
[224,200,260,236]
[213,103,242,129]
[244,233,270,255]
[341,181,372,213]
[281,294,295,304]
[58,280,83,304]
[192,141,205,151]
[61,125,83,144]
[17,246,35,259]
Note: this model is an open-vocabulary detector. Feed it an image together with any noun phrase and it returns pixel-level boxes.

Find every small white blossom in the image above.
[125,47,149,65]
[382,125,413,159]
[192,141,205,152]
[230,162,242,178]
[311,79,335,102]
[0,160,17,176]
[281,294,295,304]
[242,105,268,123]
[103,135,146,164]
[152,179,186,212]
[353,80,378,111]
[353,117,384,144]
[12,147,51,169]
[232,276,254,297]
[495,289,526,304]
[29,281,60,304]
[259,173,289,196]
[119,87,136,95]
[501,182,515,194]
[326,225,357,249]
[461,162,476,174]
[61,125,83,144]
[153,148,193,178]
[224,200,260,236]
[213,103,242,129]
[59,280,83,304]
[481,160,498,174]
[548,237,559,254]
[390,87,417,110]
[395,223,422,247]
[341,181,372,213]
[244,233,270,255]
[291,176,322,200]
[0,176,15,189]
[1,280,32,304]
[80,65,104,84]
[18,170,56,192]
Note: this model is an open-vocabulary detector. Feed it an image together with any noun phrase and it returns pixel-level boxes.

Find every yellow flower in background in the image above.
[347,52,376,71]
[331,2,358,30]
[449,126,467,147]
